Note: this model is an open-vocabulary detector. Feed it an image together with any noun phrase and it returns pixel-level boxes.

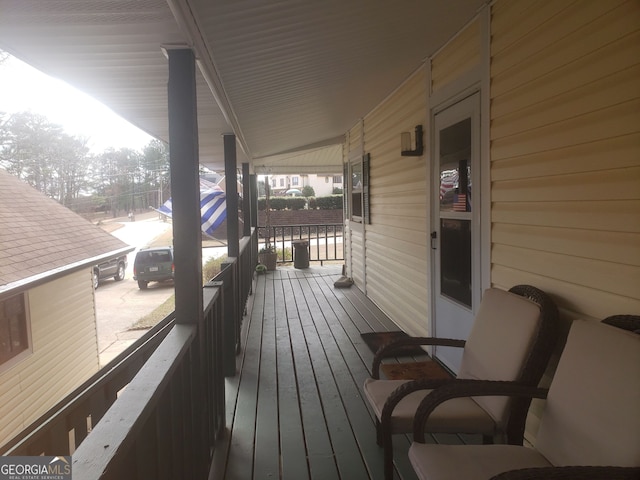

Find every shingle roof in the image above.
[0,169,132,289]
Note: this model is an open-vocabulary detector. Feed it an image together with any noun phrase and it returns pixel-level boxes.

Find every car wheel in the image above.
[114,263,125,281]
[92,270,99,290]
[138,280,148,290]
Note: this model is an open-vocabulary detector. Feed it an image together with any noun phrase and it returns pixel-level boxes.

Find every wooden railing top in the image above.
[72,324,197,478]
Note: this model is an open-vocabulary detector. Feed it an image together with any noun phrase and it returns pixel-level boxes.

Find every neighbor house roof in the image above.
[0,169,133,296]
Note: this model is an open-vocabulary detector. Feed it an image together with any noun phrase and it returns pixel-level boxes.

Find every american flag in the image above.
[453,193,467,212]
[157,181,227,237]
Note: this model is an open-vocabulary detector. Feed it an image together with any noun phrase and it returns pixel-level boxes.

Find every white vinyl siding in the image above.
[490,0,640,442]
[0,270,100,443]
[490,0,640,318]
[431,17,481,93]
[361,67,429,337]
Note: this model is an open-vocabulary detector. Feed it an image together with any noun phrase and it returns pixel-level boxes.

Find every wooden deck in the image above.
[212,265,477,480]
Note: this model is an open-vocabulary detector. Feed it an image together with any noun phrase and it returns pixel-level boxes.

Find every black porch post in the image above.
[224,134,239,258]
[167,48,203,324]
[242,163,251,237]
[250,174,258,229]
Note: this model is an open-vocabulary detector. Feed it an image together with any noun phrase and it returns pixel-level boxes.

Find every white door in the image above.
[432,93,481,373]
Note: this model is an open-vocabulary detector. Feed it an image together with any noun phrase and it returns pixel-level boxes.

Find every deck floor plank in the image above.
[283,274,341,479]
[293,274,371,480]
[274,273,310,480]
[253,272,280,479]
[224,271,265,480]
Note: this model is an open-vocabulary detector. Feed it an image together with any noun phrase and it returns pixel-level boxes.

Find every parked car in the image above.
[133,246,174,290]
[93,255,128,289]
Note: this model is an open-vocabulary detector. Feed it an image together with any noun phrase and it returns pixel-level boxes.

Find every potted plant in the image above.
[258,244,277,271]
[259,180,277,271]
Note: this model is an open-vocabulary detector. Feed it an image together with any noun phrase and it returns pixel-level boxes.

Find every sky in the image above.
[0,54,155,153]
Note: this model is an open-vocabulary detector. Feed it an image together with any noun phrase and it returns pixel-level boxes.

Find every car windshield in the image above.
[136,251,171,264]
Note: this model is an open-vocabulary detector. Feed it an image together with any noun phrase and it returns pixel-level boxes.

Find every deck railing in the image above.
[258,223,344,265]
[1,229,258,479]
[0,314,176,457]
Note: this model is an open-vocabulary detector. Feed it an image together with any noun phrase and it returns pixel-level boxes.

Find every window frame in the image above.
[0,292,32,373]
[349,153,370,224]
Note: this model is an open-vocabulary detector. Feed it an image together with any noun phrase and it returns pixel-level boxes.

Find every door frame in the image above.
[430,92,482,372]
[427,7,491,363]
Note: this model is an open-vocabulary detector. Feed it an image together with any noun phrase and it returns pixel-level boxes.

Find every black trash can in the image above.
[292,239,310,269]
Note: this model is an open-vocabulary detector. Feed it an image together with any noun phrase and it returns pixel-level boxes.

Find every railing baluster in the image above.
[257,223,344,265]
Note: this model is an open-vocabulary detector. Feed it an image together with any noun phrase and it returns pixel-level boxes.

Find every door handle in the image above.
[430,231,437,250]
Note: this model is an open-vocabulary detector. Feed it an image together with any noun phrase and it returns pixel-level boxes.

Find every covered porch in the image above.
[1,1,638,478]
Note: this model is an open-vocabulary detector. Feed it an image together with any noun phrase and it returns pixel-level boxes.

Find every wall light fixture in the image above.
[400,125,424,156]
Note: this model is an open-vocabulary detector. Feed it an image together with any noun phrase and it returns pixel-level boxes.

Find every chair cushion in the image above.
[408,444,551,480]
[458,288,542,426]
[363,378,496,434]
[536,319,640,467]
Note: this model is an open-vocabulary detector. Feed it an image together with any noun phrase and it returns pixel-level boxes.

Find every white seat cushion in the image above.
[363,378,496,434]
[408,444,551,480]
[536,320,640,467]
[459,288,542,427]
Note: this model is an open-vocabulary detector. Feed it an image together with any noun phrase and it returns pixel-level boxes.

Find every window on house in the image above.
[0,293,30,367]
[280,178,284,187]
[292,176,299,186]
[325,176,330,183]
[333,175,342,184]
[349,153,370,223]
[271,179,276,187]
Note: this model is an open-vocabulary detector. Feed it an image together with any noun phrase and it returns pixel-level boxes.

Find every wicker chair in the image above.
[408,318,640,480]
[363,285,559,480]
[602,314,640,334]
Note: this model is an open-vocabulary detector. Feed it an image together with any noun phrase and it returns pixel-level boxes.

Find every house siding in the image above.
[0,270,100,444]
[490,0,640,440]
[361,68,429,336]
[490,0,640,318]
[431,17,481,93]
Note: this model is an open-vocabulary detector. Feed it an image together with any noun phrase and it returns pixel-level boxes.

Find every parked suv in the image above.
[133,247,174,290]
[93,255,128,289]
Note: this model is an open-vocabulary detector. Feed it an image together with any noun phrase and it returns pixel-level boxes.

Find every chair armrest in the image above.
[490,466,640,480]
[412,380,548,443]
[372,337,465,379]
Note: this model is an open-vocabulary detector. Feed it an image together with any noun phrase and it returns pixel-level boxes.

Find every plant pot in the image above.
[259,252,277,271]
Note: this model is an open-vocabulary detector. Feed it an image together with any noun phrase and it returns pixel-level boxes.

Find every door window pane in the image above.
[440,219,471,307]
[439,118,471,213]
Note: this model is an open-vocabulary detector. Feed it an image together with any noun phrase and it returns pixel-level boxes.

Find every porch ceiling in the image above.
[0,0,486,173]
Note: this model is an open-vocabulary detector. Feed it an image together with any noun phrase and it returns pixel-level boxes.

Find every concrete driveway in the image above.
[95,213,174,366]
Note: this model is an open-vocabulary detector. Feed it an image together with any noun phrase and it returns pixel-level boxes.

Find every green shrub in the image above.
[315,195,343,210]
[269,197,288,210]
[288,197,307,210]
[203,254,228,282]
[277,246,292,261]
[259,194,340,210]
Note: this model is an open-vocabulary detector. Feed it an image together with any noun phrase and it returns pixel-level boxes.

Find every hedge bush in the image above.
[314,195,343,210]
[257,194,343,210]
